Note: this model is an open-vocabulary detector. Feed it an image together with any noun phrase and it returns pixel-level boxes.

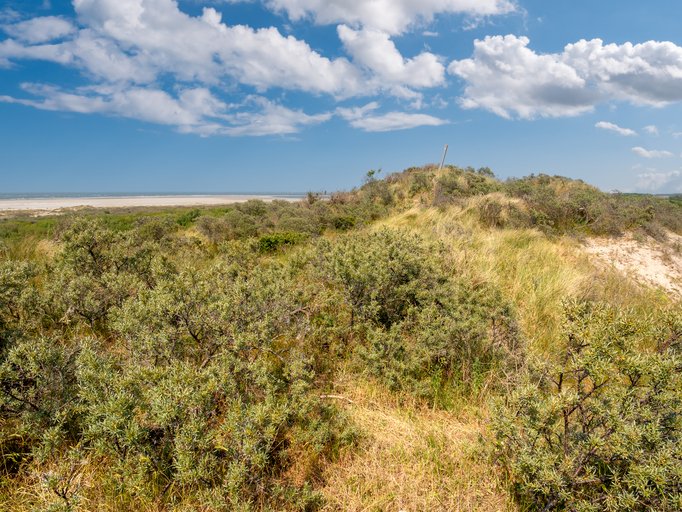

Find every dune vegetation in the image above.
[1,165,681,511]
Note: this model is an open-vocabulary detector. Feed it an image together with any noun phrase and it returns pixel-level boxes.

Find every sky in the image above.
[1,1,682,194]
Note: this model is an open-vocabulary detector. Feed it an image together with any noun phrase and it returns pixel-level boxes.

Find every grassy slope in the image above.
[318,195,675,511]
[1,167,679,511]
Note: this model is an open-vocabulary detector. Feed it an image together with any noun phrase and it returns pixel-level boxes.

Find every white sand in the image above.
[0,194,300,212]
[584,233,682,298]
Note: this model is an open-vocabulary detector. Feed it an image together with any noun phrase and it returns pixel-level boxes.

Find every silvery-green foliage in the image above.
[321,229,522,402]
[494,300,682,511]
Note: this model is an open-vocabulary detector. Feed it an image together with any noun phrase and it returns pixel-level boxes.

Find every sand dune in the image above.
[584,232,682,298]
[0,194,300,212]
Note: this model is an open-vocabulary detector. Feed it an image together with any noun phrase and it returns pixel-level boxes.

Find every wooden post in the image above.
[438,144,449,171]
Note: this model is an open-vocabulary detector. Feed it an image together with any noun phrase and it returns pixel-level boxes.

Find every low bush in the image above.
[258,232,308,253]
[320,229,523,403]
[176,208,200,227]
[433,167,501,206]
[493,300,682,511]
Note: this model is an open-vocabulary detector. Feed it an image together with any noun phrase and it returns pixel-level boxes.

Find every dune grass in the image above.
[319,377,515,512]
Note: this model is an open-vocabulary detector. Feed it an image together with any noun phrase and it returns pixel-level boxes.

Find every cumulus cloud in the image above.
[631,146,675,159]
[337,102,447,131]
[449,35,682,118]
[0,83,329,136]
[2,16,75,43]
[595,121,636,136]
[62,0,362,95]
[338,25,445,89]
[635,169,682,192]
[644,125,659,135]
[0,0,461,135]
[0,1,367,94]
[448,35,595,118]
[263,0,516,34]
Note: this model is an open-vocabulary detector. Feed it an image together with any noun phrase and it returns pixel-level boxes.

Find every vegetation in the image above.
[494,301,682,511]
[0,165,680,510]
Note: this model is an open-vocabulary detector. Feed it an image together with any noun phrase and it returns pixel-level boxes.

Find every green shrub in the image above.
[258,232,308,253]
[409,172,432,195]
[433,167,500,206]
[331,215,356,231]
[176,208,201,227]
[0,337,81,465]
[196,215,232,243]
[493,301,682,511]
[321,229,523,402]
[237,199,268,217]
[0,261,38,347]
[476,197,531,229]
[322,229,440,328]
[357,281,522,402]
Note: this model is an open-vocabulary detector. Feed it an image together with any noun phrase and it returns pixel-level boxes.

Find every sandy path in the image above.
[584,233,682,298]
[0,194,300,212]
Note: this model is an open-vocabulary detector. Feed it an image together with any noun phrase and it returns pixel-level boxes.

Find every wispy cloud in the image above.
[0,84,329,137]
[595,121,636,136]
[337,102,447,131]
[636,169,682,192]
[631,146,675,159]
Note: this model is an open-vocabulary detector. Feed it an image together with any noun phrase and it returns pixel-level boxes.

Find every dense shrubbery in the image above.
[0,207,528,508]
[433,167,501,206]
[504,174,682,236]
[319,229,523,403]
[1,164,681,510]
[494,301,682,511]
[0,220,357,510]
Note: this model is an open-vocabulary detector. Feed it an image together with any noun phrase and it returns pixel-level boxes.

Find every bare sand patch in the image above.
[0,194,300,212]
[583,233,682,298]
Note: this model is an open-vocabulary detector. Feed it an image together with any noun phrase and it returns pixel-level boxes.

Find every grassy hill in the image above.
[1,166,681,511]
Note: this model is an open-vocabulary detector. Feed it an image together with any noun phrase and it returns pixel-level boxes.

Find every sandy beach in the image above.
[0,194,301,212]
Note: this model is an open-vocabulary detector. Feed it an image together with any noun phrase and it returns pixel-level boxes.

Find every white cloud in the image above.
[595,121,636,136]
[337,25,445,89]
[644,125,659,135]
[635,169,682,192]
[0,0,364,96]
[2,16,75,43]
[337,102,447,131]
[448,35,595,118]
[0,0,466,135]
[0,38,74,68]
[73,0,365,95]
[449,35,682,119]
[0,0,461,119]
[0,9,21,24]
[263,0,516,34]
[222,97,332,136]
[0,83,329,136]
[631,146,675,159]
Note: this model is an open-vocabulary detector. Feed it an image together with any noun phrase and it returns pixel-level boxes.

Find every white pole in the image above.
[438,144,449,170]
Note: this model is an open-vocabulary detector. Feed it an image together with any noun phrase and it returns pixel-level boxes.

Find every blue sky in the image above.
[1,0,682,193]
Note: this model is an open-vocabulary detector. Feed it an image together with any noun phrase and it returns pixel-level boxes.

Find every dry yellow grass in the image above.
[320,377,515,512]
